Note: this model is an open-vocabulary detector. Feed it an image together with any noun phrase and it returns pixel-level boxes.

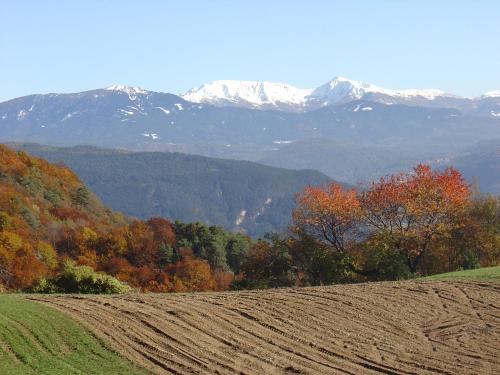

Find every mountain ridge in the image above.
[3,76,499,114]
[2,88,499,150]
[181,76,496,112]
[1,82,499,196]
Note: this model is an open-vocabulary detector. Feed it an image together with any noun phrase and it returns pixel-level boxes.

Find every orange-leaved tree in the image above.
[361,165,470,272]
[167,249,216,292]
[293,165,471,276]
[293,183,362,254]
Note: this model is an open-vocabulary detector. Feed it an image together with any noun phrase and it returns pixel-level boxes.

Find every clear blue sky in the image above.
[2,0,500,101]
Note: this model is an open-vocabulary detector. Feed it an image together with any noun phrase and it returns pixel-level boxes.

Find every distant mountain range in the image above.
[1,83,499,154]
[1,77,499,194]
[183,76,500,113]
[13,144,333,236]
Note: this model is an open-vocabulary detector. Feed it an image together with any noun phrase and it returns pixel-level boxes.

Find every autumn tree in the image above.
[94,228,128,259]
[466,194,500,265]
[293,165,471,278]
[293,183,362,254]
[168,249,216,292]
[445,194,500,270]
[8,245,49,289]
[125,221,158,266]
[361,165,470,273]
[101,257,134,283]
[146,217,176,246]
[239,236,295,289]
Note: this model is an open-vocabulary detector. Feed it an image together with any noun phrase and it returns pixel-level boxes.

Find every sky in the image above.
[1,0,500,101]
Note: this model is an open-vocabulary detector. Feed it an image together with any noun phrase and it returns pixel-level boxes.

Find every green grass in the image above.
[0,295,146,375]
[422,266,500,281]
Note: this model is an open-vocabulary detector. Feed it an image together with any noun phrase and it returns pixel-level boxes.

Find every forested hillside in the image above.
[0,144,252,292]
[1,145,498,294]
[13,143,333,236]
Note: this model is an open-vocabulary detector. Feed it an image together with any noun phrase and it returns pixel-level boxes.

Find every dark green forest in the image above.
[14,144,333,237]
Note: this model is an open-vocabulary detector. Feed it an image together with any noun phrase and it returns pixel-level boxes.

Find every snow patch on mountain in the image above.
[252,197,273,220]
[272,140,295,144]
[235,210,247,226]
[119,109,135,116]
[17,110,27,120]
[142,133,160,140]
[482,91,500,98]
[155,107,170,115]
[61,111,79,122]
[105,85,149,101]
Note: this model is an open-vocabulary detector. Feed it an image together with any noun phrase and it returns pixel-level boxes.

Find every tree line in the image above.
[0,144,498,293]
[239,165,499,288]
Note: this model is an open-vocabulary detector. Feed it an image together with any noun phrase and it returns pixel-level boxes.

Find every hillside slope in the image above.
[14,144,333,236]
[0,144,253,292]
[0,144,128,289]
[31,280,500,375]
[0,143,125,256]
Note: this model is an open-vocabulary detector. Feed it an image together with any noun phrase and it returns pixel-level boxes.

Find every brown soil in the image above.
[29,280,500,374]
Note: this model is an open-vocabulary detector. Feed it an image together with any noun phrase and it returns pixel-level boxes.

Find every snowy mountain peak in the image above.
[481,90,500,98]
[182,80,311,110]
[323,76,371,89]
[182,77,461,111]
[105,85,149,100]
[310,77,372,103]
[312,77,449,102]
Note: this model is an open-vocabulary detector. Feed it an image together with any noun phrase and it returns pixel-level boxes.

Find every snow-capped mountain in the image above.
[310,76,455,103]
[182,76,475,112]
[1,84,499,152]
[182,80,312,112]
[104,85,150,100]
[481,90,500,98]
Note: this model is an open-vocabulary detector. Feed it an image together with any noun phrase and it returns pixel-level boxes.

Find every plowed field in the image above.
[30,280,500,374]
